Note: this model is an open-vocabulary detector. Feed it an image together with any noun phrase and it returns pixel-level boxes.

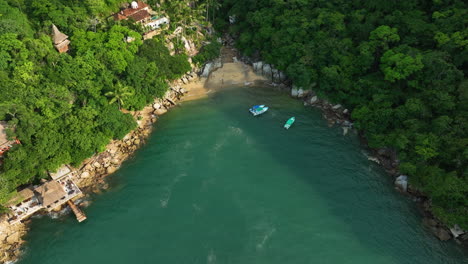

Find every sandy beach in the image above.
[181,47,267,102]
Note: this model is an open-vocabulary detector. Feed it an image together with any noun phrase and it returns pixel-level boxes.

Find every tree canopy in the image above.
[219,0,468,228]
[0,0,196,207]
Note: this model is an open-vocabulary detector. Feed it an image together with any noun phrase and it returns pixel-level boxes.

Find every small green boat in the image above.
[284,117,295,129]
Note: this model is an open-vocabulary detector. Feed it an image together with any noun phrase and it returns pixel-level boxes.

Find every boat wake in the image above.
[160,172,188,208]
[256,227,276,250]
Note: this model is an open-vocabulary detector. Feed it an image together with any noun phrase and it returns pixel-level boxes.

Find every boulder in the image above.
[152,103,161,110]
[309,96,318,104]
[433,227,452,241]
[181,77,188,84]
[395,175,408,192]
[450,225,465,238]
[297,88,304,97]
[291,86,299,97]
[6,232,21,244]
[133,138,141,146]
[253,61,263,73]
[154,108,167,115]
[106,166,117,174]
[80,171,90,178]
[342,120,353,128]
[332,104,342,110]
[262,64,272,78]
[343,109,349,114]
[271,69,279,82]
[297,88,307,98]
[93,162,101,168]
[342,127,349,136]
[201,63,213,78]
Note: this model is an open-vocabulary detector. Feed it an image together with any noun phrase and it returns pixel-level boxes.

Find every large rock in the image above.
[297,88,306,98]
[278,71,286,82]
[6,232,21,244]
[450,225,466,238]
[154,108,167,115]
[106,166,117,174]
[332,104,342,110]
[201,63,213,78]
[291,86,299,97]
[395,175,408,192]
[309,96,318,104]
[262,64,272,78]
[152,103,161,110]
[433,227,452,241]
[253,61,263,73]
[272,69,279,82]
[80,171,90,178]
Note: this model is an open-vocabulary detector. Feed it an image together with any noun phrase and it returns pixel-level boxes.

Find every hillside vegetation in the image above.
[0,0,212,206]
[219,0,467,228]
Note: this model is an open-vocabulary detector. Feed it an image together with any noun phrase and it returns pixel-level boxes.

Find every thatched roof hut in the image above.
[35,181,66,209]
[51,24,70,53]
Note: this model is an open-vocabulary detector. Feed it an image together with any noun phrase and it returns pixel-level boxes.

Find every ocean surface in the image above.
[19,87,467,264]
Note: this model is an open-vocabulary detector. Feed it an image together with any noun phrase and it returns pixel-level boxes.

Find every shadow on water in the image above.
[205,86,468,264]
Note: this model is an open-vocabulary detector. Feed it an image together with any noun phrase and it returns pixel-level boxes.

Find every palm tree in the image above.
[105,83,134,110]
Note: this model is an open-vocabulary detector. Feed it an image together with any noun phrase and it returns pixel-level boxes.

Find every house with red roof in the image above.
[113,1,169,35]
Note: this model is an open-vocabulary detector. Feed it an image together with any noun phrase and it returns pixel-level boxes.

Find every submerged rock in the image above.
[433,227,452,241]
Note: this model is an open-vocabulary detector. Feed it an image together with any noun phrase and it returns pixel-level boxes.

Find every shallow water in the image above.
[19,87,467,264]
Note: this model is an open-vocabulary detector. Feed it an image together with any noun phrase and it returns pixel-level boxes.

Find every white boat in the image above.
[249,105,269,116]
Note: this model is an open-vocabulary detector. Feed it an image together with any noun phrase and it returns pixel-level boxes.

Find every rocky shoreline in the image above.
[1,40,466,263]
[222,34,468,247]
[0,68,201,263]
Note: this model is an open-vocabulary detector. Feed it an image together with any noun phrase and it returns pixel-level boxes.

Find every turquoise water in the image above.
[19,87,467,264]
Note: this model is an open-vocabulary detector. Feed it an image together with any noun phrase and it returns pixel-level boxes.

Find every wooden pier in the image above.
[67,200,87,222]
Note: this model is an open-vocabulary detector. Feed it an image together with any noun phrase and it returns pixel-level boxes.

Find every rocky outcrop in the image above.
[234,39,468,246]
[252,61,286,83]
[200,58,223,78]
[0,216,28,263]
[394,175,408,192]
[0,65,197,264]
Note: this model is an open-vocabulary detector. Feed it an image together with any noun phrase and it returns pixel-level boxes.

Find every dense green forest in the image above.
[218,0,467,228]
[0,0,216,206]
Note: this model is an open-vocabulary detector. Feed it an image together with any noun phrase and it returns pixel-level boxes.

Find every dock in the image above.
[67,200,87,222]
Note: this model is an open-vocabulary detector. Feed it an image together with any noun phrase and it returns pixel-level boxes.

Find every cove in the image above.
[18,86,467,264]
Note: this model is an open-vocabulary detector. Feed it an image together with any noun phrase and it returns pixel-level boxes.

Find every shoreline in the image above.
[226,30,467,246]
[0,46,267,264]
[1,42,465,262]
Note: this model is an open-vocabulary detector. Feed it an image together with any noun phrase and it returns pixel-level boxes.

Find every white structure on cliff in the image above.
[6,165,86,224]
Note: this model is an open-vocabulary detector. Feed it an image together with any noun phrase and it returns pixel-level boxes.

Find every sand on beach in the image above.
[181,47,267,102]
